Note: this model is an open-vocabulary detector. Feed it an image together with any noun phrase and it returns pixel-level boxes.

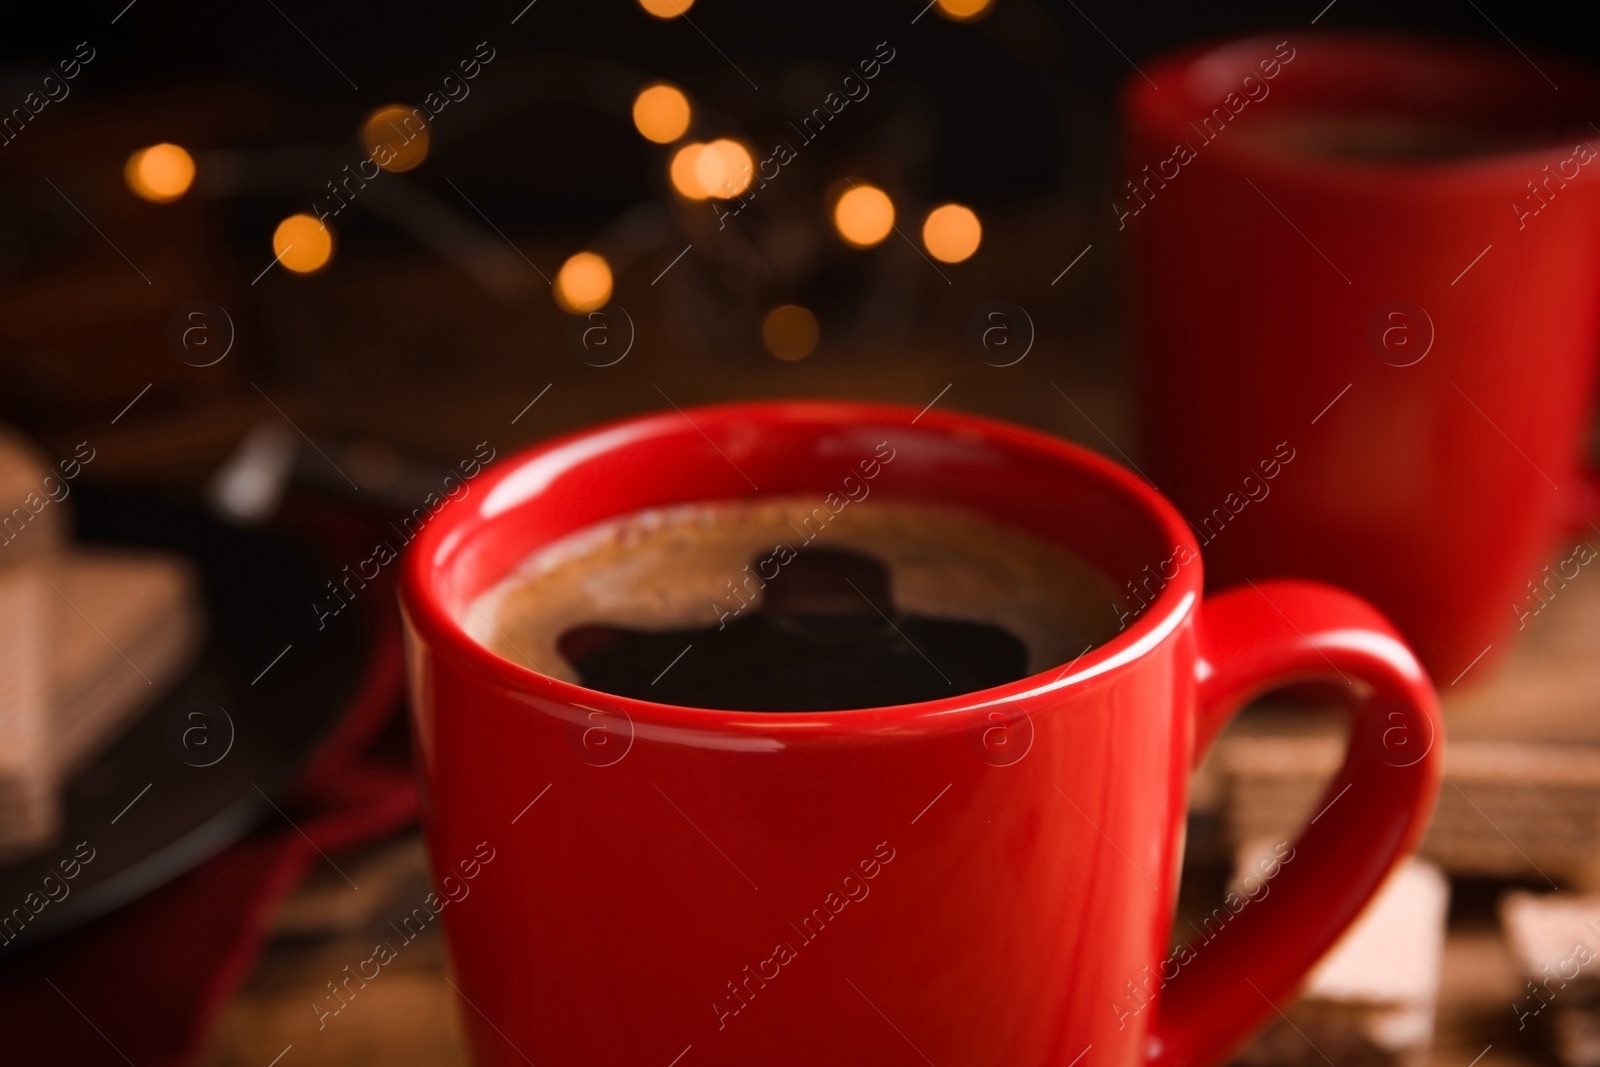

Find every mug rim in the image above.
[398,399,1204,736]
[1125,31,1600,191]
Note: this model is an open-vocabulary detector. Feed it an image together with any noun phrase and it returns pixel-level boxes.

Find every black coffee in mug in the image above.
[468,498,1118,711]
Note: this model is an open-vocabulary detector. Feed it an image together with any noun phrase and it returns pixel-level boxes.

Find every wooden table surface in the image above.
[192,843,1562,1067]
[195,834,471,1067]
[195,799,1579,1067]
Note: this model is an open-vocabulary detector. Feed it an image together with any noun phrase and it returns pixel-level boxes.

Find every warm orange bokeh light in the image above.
[272,214,334,274]
[937,0,995,21]
[669,140,752,199]
[695,139,753,198]
[670,143,711,200]
[638,0,693,17]
[555,251,614,313]
[832,184,895,248]
[762,305,820,361]
[360,104,430,173]
[922,203,982,263]
[125,143,196,203]
[632,83,691,144]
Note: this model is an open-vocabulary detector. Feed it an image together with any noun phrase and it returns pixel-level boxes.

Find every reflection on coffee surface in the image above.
[468,498,1120,711]
[557,548,1036,709]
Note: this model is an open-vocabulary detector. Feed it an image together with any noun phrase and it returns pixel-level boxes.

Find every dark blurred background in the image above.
[4,0,1591,486]
[4,4,1598,1064]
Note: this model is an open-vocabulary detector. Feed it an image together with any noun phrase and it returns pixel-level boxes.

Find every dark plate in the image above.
[0,486,371,952]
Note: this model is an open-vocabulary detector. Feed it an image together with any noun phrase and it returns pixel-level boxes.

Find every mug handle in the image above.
[1145,579,1444,1067]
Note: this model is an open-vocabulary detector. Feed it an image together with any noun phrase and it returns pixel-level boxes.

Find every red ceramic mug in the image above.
[399,401,1442,1067]
[1125,34,1600,684]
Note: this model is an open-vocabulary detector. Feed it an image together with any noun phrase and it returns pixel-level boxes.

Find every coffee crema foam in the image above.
[468,497,1121,689]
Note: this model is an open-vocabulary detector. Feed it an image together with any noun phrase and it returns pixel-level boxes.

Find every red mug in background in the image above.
[1125,34,1600,684]
[399,401,1442,1067]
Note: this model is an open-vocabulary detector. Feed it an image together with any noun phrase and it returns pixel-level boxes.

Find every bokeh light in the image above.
[632,83,691,144]
[670,140,753,199]
[124,143,195,203]
[695,138,754,198]
[638,0,693,16]
[670,143,711,199]
[921,203,982,263]
[272,214,334,274]
[936,0,995,21]
[555,251,614,313]
[762,305,820,361]
[832,183,895,248]
[360,104,430,173]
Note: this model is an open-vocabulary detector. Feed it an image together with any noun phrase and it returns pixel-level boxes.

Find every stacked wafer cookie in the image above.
[1207,562,1600,1063]
[1502,892,1600,1067]
[1231,844,1450,1067]
[1215,567,1600,887]
[0,428,202,856]
[1222,735,1600,886]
